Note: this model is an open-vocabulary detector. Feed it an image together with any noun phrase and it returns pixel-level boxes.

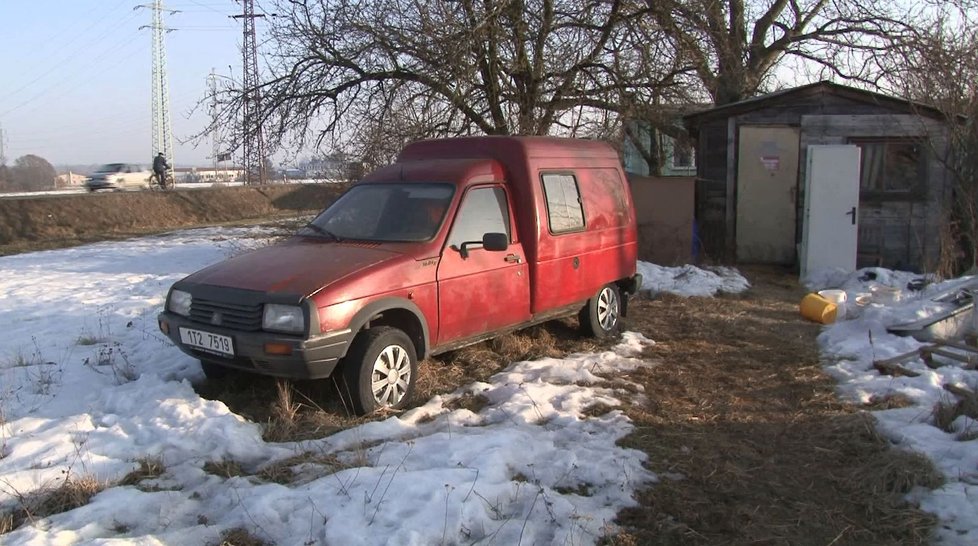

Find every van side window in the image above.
[447,187,510,249]
[542,173,585,233]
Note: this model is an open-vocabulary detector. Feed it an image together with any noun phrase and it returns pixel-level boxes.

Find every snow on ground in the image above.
[807,267,978,545]
[2,229,975,544]
[0,227,656,545]
[638,262,750,297]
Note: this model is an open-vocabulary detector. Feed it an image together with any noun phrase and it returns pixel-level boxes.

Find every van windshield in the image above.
[299,183,455,242]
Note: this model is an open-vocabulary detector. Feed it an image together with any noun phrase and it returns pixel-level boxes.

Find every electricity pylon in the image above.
[139,1,177,167]
[232,0,266,185]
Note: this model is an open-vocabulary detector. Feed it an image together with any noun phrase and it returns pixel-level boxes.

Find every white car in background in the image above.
[85,163,153,191]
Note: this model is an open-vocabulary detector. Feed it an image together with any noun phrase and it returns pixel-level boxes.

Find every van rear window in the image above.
[542,173,585,233]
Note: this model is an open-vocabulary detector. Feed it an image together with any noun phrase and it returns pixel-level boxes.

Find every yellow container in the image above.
[800,293,838,324]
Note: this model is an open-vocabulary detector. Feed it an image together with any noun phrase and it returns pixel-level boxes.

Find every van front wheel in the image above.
[580,284,622,339]
[340,327,418,415]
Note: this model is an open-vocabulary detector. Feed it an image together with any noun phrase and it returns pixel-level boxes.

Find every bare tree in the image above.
[208,0,964,170]
[880,6,978,274]
[212,0,693,165]
[643,0,940,105]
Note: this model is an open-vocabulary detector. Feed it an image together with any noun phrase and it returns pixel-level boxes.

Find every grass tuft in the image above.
[76,335,101,346]
[865,392,916,410]
[203,460,245,479]
[443,393,490,414]
[119,457,165,487]
[256,452,351,485]
[219,526,269,546]
[0,474,104,535]
[932,394,978,432]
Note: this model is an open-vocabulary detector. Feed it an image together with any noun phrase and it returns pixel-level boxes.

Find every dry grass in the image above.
[194,374,359,443]
[931,393,978,433]
[256,452,352,485]
[219,526,268,546]
[865,392,917,410]
[0,474,104,536]
[194,319,605,443]
[443,393,491,414]
[119,457,166,487]
[203,460,245,479]
[611,265,940,545]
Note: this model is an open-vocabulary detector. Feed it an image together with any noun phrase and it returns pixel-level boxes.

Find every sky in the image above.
[0,226,976,543]
[0,1,248,169]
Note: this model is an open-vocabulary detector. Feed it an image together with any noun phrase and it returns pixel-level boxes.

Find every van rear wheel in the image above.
[340,326,417,415]
[580,284,622,339]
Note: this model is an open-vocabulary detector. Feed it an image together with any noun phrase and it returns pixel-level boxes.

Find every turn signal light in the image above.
[264,342,293,356]
[159,320,170,335]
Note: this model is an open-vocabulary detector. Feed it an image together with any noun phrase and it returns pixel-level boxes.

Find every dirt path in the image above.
[612,267,939,545]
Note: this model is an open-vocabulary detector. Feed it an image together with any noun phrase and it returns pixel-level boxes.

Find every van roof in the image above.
[360,158,505,185]
[397,136,618,163]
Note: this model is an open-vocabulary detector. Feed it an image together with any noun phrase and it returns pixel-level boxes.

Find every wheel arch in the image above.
[347,298,430,360]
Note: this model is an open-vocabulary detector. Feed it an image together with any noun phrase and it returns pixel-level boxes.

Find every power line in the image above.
[0,28,147,118]
[0,8,142,106]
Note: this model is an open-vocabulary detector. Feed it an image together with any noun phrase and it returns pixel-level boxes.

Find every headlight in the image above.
[263,304,305,333]
[168,290,192,316]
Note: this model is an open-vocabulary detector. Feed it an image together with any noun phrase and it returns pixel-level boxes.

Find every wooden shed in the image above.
[684,81,954,273]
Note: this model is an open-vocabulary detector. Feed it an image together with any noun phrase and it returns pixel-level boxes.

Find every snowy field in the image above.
[1,227,976,544]
[0,226,656,545]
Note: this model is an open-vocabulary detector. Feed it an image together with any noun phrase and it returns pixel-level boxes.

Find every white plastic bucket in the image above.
[818,289,848,319]
[869,285,900,305]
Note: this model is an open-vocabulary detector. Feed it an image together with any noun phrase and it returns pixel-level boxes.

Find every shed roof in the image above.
[683,81,950,125]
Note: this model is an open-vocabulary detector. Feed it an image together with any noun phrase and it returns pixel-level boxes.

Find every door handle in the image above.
[846,206,857,225]
[504,254,522,264]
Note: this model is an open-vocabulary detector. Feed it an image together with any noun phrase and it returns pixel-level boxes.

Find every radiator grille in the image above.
[189,298,262,331]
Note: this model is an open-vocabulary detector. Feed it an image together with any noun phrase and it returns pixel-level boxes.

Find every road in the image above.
[0,180,339,199]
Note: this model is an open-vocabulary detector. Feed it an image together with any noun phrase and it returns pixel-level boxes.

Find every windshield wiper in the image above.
[302,222,341,242]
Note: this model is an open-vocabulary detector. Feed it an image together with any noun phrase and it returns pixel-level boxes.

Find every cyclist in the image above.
[152,152,171,188]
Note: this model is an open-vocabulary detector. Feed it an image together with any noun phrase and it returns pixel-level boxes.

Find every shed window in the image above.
[542,173,585,233]
[854,140,923,193]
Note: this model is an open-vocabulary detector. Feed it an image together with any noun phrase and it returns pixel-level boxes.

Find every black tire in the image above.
[200,360,231,380]
[579,283,622,339]
[340,326,417,415]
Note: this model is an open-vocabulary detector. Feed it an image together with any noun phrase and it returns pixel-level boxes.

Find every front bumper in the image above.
[158,311,353,379]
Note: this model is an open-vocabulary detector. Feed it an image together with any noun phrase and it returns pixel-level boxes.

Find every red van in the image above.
[158,137,641,414]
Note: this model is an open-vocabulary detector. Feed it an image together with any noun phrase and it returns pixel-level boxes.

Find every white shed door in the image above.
[800,145,861,278]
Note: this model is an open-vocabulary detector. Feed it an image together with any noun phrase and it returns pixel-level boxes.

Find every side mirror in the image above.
[457,232,509,258]
[482,232,509,251]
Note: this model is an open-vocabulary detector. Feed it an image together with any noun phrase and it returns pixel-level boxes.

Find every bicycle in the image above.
[150,170,174,190]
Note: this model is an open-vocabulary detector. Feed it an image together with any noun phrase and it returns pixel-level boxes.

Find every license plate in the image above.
[179,327,234,356]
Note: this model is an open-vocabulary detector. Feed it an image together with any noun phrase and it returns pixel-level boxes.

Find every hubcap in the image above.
[597,287,619,331]
[370,344,411,407]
